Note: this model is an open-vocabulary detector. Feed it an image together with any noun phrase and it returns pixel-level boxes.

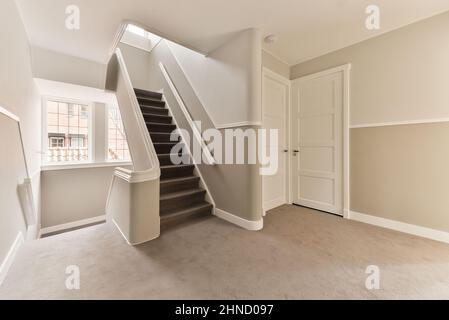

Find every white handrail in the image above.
[0,106,37,229]
[113,48,160,178]
[159,62,216,165]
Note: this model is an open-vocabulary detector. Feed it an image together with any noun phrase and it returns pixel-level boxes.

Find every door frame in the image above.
[262,67,291,215]
[290,64,351,218]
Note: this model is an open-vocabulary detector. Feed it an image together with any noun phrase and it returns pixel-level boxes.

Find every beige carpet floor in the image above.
[1,205,449,299]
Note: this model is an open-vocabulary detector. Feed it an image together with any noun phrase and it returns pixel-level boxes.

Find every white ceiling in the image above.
[16,0,449,66]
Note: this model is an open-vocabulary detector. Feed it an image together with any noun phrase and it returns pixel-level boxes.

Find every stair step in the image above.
[160,175,200,194]
[135,88,212,226]
[134,88,163,100]
[146,122,176,133]
[138,97,165,108]
[160,188,206,201]
[151,132,180,143]
[158,153,190,166]
[160,164,195,179]
[160,188,207,214]
[161,202,213,224]
[141,107,169,116]
[154,142,181,154]
[143,113,172,124]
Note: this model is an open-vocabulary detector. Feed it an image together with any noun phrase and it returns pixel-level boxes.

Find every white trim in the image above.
[262,67,291,214]
[349,211,449,245]
[160,91,217,210]
[111,218,132,245]
[40,215,106,236]
[263,67,290,85]
[0,105,20,122]
[215,121,263,129]
[113,167,159,183]
[350,117,449,129]
[159,62,216,165]
[342,65,351,219]
[107,22,127,63]
[214,208,263,231]
[264,197,287,213]
[111,218,159,246]
[262,49,291,67]
[0,232,24,287]
[41,161,132,171]
[18,178,37,227]
[292,64,352,82]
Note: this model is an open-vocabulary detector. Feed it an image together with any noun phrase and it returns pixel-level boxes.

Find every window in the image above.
[107,105,130,161]
[50,137,64,148]
[70,136,85,148]
[122,24,162,53]
[127,24,146,37]
[42,98,131,169]
[45,99,91,163]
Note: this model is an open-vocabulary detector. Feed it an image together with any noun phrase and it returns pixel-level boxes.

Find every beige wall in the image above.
[351,123,449,232]
[0,0,41,268]
[291,11,449,232]
[262,50,290,79]
[291,10,449,126]
[31,46,107,89]
[41,166,120,228]
[118,43,153,91]
[165,29,262,127]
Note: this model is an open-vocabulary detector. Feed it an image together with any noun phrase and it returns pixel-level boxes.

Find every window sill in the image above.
[41,161,133,172]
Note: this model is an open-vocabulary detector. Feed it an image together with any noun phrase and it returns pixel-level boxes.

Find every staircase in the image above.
[134,88,213,225]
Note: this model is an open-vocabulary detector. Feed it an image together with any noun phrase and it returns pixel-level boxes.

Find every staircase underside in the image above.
[134,88,213,226]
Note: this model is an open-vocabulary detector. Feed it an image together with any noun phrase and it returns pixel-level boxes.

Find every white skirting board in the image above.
[214,208,263,231]
[263,197,287,213]
[0,232,24,286]
[349,211,449,244]
[40,215,106,236]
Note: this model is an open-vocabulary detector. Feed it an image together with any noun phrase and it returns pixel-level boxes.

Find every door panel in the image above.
[262,72,289,212]
[291,72,343,215]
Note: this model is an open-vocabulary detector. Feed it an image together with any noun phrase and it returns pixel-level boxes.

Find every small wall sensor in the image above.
[264,34,278,44]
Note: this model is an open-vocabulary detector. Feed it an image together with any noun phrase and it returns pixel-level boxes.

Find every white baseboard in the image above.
[0,232,24,287]
[111,218,160,246]
[263,197,287,213]
[349,211,449,244]
[214,208,263,231]
[40,215,106,236]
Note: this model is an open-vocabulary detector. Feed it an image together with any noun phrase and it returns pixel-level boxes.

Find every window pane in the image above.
[46,100,90,163]
[107,105,130,161]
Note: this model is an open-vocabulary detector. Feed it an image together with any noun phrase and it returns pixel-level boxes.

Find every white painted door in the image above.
[262,70,289,213]
[291,71,343,215]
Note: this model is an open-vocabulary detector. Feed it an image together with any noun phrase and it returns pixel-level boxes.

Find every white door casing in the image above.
[262,68,290,213]
[291,66,350,216]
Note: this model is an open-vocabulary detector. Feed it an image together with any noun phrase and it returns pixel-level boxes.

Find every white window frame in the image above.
[49,136,65,148]
[41,96,94,166]
[105,103,131,163]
